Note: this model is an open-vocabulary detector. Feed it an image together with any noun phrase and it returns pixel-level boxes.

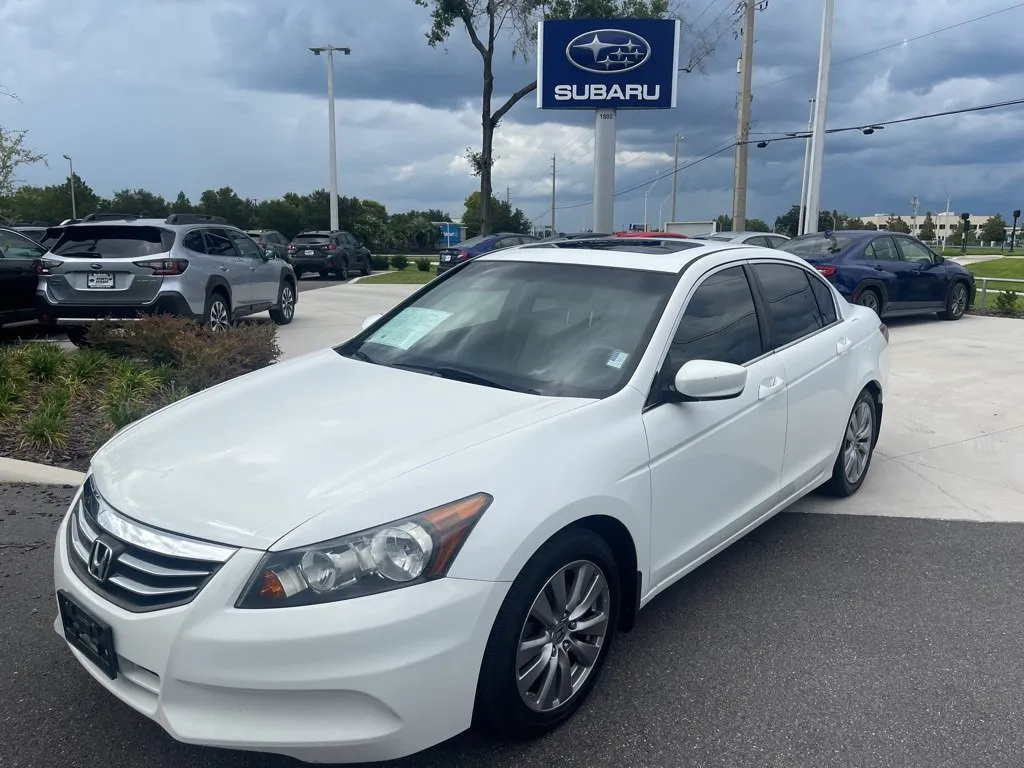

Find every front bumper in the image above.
[53,506,508,763]
[36,291,197,324]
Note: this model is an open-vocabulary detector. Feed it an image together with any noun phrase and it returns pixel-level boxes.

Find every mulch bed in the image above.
[968,308,1024,320]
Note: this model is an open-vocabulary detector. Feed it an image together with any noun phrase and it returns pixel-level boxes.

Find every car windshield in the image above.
[337,260,676,398]
[776,232,860,257]
[50,225,172,258]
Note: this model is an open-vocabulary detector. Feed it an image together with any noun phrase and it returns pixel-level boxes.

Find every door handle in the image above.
[836,336,853,355]
[758,376,784,400]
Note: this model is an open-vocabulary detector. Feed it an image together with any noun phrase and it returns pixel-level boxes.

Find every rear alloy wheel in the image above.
[821,389,876,497]
[206,293,231,332]
[361,256,372,276]
[474,528,619,738]
[269,281,295,325]
[940,281,969,321]
[336,260,349,280]
[856,289,881,316]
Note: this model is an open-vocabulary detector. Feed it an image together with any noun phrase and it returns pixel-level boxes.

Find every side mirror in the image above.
[361,313,383,331]
[673,359,747,401]
[934,254,945,264]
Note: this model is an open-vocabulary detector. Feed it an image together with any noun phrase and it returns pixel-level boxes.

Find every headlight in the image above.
[235,493,492,609]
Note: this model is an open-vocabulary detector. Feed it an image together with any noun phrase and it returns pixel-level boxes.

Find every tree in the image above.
[715,214,732,231]
[981,214,1007,244]
[950,227,978,246]
[885,215,910,234]
[745,218,771,232]
[0,174,104,223]
[462,190,530,236]
[918,212,935,241]
[196,186,254,228]
[0,126,46,199]
[845,217,867,230]
[415,0,732,236]
[170,192,194,214]
[110,188,171,218]
[773,205,801,237]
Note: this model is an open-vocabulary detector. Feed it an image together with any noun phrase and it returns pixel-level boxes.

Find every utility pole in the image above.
[730,0,757,232]
[911,195,919,236]
[310,45,351,231]
[803,0,835,235]
[1011,209,1020,253]
[670,133,682,224]
[797,99,814,235]
[506,186,511,206]
[62,154,77,220]
[550,155,556,236]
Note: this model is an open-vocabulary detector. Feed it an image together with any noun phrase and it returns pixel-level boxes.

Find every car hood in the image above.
[90,350,588,550]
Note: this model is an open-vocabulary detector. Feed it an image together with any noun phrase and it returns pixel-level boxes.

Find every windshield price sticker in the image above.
[368,307,452,350]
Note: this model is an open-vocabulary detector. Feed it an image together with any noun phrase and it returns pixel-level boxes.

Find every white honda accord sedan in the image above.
[54,238,890,763]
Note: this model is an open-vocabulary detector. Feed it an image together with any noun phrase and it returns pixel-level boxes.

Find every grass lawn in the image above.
[360,266,437,285]
[939,246,1013,257]
[966,258,1024,295]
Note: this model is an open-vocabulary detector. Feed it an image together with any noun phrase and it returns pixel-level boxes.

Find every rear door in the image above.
[864,234,913,308]
[228,229,276,305]
[749,260,858,490]
[202,228,250,305]
[46,225,174,308]
[0,229,44,320]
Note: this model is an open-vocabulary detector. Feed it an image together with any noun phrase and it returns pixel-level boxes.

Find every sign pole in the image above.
[594,109,617,233]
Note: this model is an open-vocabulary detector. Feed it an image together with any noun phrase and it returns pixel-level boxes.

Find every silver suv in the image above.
[35,213,297,341]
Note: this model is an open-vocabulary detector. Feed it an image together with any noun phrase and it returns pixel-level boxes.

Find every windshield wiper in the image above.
[392,363,537,394]
[342,348,377,364]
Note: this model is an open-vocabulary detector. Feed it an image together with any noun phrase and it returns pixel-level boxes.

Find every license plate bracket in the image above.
[86,272,115,289]
[441,254,451,262]
[304,249,314,256]
[57,589,118,679]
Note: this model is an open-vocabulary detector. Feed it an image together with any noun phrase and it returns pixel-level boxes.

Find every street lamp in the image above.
[1011,209,1020,253]
[310,45,351,232]
[642,170,661,232]
[62,154,77,220]
[960,212,970,255]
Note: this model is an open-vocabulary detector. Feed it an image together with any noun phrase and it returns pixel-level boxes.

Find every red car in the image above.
[613,231,689,238]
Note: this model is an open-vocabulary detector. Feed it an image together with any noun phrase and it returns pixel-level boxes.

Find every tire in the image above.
[204,291,231,332]
[855,288,881,316]
[820,389,877,498]
[66,326,90,348]
[939,280,969,321]
[361,256,372,276]
[269,280,296,325]
[474,527,620,739]
[336,259,349,280]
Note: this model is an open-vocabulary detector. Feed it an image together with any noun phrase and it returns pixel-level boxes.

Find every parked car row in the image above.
[1,214,300,342]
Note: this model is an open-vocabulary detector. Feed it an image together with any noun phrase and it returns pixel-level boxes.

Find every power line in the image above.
[744,96,1024,146]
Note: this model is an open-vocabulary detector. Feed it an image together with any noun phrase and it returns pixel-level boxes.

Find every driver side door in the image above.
[642,264,788,592]
[0,229,45,322]
[229,230,277,306]
[893,235,947,306]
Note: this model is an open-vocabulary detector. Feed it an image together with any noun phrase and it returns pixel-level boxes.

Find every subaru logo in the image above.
[90,263,102,270]
[565,29,651,74]
[88,539,114,582]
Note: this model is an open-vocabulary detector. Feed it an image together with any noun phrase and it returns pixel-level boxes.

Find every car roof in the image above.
[479,240,806,274]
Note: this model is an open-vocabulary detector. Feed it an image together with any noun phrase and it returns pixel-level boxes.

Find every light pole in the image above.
[310,45,351,232]
[797,98,815,236]
[803,0,835,235]
[62,154,77,220]
[670,133,682,224]
[643,171,661,232]
[1012,209,1020,253]
[911,195,919,236]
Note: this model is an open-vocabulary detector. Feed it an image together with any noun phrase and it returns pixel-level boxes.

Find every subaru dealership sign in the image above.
[536,19,680,110]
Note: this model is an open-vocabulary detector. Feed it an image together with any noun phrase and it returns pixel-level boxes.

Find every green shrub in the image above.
[389,255,409,271]
[0,380,21,422]
[416,257,431,272]
[87,314,190,365]
[19,343,65,382]
[371,254,391,271]
[994,289,1020,315]
[172,323,280,391]
[21,404,70,450]
[66,347,109,382]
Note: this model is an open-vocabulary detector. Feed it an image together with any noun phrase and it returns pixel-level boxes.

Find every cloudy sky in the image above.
[2,0,1023,231]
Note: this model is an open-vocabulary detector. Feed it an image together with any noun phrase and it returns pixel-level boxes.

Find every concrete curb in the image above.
[0,457,85,486]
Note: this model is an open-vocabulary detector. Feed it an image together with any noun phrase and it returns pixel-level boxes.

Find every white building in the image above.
[859,212,994,241]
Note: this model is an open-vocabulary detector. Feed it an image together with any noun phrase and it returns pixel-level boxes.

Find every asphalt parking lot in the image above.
[3,303,1024,767]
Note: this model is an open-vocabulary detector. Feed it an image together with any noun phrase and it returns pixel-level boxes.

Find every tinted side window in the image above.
[204,229,237,257]
[895,238,934,264]
[745,235,769,246]
[229,230,264,259]
[0,230,44,259]
[808,274,838,325]
[273,233,287,245]
[868,236,897,261]
[668,266,763,368]
[182,230,208,254]
[752,263,823,347]
[769,236,788,248]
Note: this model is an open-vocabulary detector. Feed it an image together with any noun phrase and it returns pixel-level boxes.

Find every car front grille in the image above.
[66,477,238,613]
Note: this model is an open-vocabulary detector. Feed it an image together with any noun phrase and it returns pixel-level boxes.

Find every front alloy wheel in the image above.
[516,560,611,713]
[208,296,230,332]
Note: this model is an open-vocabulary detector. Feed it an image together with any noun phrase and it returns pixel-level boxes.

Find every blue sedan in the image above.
[776,230,975,320]
[437,232,540,275]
